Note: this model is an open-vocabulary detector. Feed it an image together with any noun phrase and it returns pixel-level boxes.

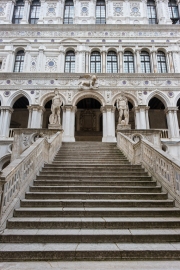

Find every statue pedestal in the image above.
[117,124,131,130]
[48,124,62,130]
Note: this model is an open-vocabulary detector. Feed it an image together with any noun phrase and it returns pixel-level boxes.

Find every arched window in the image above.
[157,51,167,73]
[65,51,75,73]
[140,51,151,73]
[107,51,118,73]
[123,51,134,73]
[168,0,180,24]
[12,0,24,24]
[13,50,25,72]
[90,51,101,73]
[63,0,74,24]
[29,0,41,24]
[147,0,157,24]
[96,0,106,24]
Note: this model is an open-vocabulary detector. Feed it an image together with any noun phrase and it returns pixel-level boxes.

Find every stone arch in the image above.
[146,90,170,108]
[64,47,76,54]
[0,93,3,105]
[112,92,138,107]
[7,90,32,107]
[72,91,105,107]
[174,92,180,107]
[107,48,118,53]
[141,48,151,54]
[40,91,66,107]
[123,48,135,54]
[0,154,11,171]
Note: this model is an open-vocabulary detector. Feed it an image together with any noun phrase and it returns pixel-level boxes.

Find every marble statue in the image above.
[49,90,62,125]
[117,95,129,125]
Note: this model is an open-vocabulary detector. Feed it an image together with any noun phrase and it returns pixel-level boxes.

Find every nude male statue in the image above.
[117,95,129,125]
[49,90,62,125]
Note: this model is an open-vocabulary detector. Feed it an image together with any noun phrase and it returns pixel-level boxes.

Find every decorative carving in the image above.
[45,58,57,72]
[81,3,89,16]
[78,74,98,90]
[130,3,140,16]
[116,95,129,125]
[113,2,123,16]
[30,57,37,72]
[49,90,62,125]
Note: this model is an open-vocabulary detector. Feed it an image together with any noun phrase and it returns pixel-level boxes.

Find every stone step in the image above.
[38,172,149,177]
[0,243,180,261]
[41,168,146,173]
[43,164,142,169]
[1,229,180,243]
[51,161,130,164]
[33,180,156,186]
[20,199,174,208]
[36,175,151,181]
[29,186,161,193]
[7,217,180,229]
[25,192,168,200]
[13,207,180,218]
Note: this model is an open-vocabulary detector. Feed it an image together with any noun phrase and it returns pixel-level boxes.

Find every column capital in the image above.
[27,105,45,112]
[134,105,149,112]
[101,105,115,112]
[164,106,179,113]
[0,106,14,114]
[62,105,77,112]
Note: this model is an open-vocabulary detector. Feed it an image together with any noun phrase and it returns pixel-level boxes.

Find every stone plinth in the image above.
[117,124,131,130]
[48,124,62,130]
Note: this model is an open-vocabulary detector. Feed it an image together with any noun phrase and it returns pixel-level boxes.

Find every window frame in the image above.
[147,0,158,24]
[29,0,41,24]
[168,0,180,24]
[96,0,106,24]
[140,51,151,73]
[157,51,167,73]
[13,50,25,73]
[107,51,118,73]
[90,51,101,73]
[63,0,74,24]
[64,50,75,73]
[12,0,24,24]
[123,51,135,73]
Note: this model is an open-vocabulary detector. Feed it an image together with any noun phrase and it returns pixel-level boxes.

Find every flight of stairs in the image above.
[0,141,180,261]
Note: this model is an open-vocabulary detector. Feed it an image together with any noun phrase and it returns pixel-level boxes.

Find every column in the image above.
[101,50,106,73]
[58,47,65,72]
[5,50,15,72]
[165,107,180,139]
[24,49,31,71]
[5,0,15,23]
[28,105,45,128]
[134,106,149,129]
[85,51,90,73]
[37,47,45,71]
[135,49,141,73]
[151,50,158,73]
[167,51,175,73]
[156,0,171,24]
[56,0,63,23]
[101,105,116,142]
[21,0,31,24]
[38,0,45,24]
[62,105,76,142]
[0,107,13,138]
[118,49,123,73]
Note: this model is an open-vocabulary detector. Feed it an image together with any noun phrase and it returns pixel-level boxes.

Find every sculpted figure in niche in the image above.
[78,74,98,90]
[117,95,129,125]
[49,90,62,125]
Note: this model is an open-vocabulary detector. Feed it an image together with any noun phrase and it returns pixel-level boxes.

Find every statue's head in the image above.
[92,75,97,81]
[54,89,59,95]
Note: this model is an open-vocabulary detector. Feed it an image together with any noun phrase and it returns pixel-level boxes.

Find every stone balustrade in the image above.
[0,130,63,230]
[117,131,180,204]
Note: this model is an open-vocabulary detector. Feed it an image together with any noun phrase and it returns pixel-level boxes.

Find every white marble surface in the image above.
[0,261,180,270]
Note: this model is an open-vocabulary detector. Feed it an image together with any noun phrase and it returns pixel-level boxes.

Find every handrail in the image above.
[117,132,180,204]
[0,131,63,229]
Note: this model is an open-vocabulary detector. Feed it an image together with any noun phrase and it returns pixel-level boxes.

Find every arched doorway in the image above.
[75,98,102,141]
[10,96,29,128]
[148,97,167,129]
[114,100,135,129]
[42,99,63,128]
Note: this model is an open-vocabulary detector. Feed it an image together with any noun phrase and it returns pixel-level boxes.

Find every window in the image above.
[13,50,25,72]
[107,51,118,73]
[63,0,74,24]
[65,51,75,73]
[157,51,167,73]
[12,0,24,24]
[96,0,106,24]
[90,51,101,73]
[168,0,180,24]
[29,0,40,24]
[0,61,2,70]
[140,51,151,73]
[147,0,157,24]
[123,51,134,73]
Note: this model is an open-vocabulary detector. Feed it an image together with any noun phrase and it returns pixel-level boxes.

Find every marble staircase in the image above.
[0,142,180,261]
